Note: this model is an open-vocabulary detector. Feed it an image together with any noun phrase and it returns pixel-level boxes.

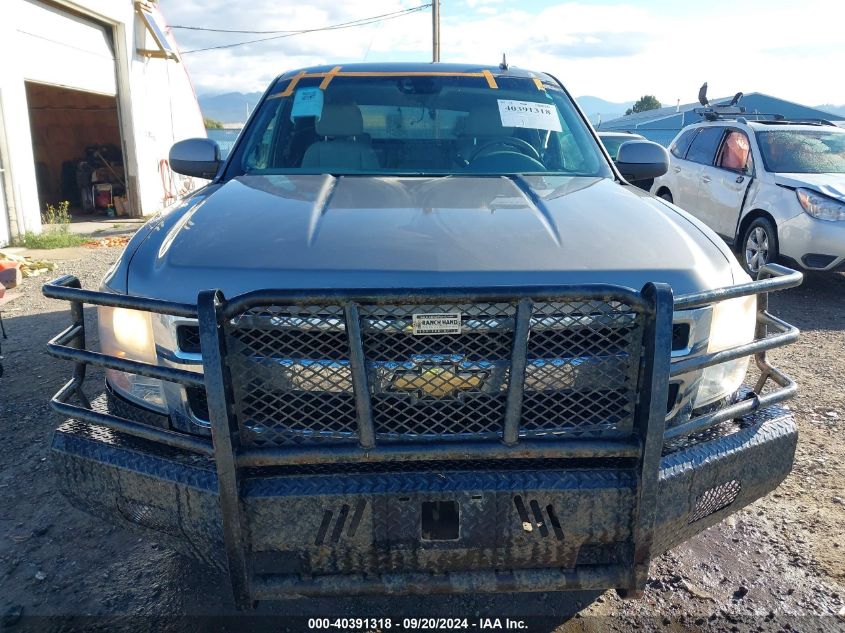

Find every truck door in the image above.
[697,129,754,239]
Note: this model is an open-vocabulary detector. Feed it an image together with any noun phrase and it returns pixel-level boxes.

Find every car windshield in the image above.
[224,71,611,178]
[756,129,845,174]
[600,135,640,160]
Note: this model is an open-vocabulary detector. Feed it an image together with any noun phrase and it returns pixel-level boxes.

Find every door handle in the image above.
[701,176,711,183]
[736,175,745,184]
[672,167,681,173]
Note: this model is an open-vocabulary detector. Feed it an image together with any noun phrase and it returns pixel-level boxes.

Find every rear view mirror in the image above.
[615,140,669,182]
[169,138,221,179]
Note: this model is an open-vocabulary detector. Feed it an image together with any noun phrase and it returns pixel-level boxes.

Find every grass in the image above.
[10,200,86,249]
[13,230,86,249]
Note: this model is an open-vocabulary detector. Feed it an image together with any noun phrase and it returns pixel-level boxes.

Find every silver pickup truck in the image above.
[43,63,802,607]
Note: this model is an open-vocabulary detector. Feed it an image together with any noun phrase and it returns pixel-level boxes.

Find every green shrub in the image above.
[42,200,72,226]
[13,231,85,249]
[12,200,83,248]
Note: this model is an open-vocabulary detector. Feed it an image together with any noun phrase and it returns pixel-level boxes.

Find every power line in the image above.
[171,5,426,34]
[178,4,431,53]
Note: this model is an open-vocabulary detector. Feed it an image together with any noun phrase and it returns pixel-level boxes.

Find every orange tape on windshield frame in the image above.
[481,70,498,89]
[319,66,342,90]
[275,70,306,98]
[265,69,543,99]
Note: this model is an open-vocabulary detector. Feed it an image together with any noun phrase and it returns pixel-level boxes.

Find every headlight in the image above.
[692,295,757,408]
[796,188,845,221]
[97,307,167,413]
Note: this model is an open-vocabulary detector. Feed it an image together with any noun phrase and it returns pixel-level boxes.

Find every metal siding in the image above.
[17,0,117,96]
[599,93,844,148]
[0,166,9,246]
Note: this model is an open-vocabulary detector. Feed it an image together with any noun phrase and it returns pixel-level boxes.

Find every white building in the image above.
[0,0,206,246]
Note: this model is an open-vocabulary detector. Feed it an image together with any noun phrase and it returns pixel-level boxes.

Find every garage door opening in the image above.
[25,82,130,220]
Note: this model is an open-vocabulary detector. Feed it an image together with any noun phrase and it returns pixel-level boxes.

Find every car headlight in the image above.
[692,295,757,408]
[796,188,845,221]
[97,307,167,413]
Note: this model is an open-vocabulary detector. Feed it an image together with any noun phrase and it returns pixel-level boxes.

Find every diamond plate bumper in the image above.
[51,403,796,597]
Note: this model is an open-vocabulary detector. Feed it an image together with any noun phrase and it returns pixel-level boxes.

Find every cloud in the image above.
[464,0,504,7]
[160,0,845,105]
[165,0,426,91]
[538,32,649,58]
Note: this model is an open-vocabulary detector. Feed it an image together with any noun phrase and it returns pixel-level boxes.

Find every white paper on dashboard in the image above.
[497,99,562,132]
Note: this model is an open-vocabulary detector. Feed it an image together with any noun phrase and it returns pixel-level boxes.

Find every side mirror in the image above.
[169,138,221,179]
[615,140,669,182]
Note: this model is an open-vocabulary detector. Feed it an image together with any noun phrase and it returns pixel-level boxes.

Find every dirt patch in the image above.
[0,249,843,631]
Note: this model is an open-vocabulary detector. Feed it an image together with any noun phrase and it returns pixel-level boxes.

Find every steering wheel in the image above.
[468,138,541,163]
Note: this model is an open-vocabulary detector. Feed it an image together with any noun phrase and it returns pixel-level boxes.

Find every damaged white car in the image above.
[652,119,845,274]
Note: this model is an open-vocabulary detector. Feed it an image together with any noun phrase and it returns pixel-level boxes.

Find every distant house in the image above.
[0,0,206,247]
[597,93,845,147]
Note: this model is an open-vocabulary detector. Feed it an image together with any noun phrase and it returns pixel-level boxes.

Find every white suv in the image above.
[651,118,845,274]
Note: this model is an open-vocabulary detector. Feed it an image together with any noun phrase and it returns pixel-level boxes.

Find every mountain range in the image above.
[198,92,844,125]
[816,104,845,118]
[199,92,264,124]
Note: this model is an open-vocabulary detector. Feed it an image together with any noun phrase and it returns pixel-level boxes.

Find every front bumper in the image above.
[42,266,803,604]
[52,398,796,597]
[779,212,845,271]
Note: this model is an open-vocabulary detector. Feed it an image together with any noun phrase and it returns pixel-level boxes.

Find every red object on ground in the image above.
[0,266,22,289]
[0,261,21,271]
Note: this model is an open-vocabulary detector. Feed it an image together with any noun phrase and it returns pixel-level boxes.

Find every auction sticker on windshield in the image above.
[291,87,324,121]
[412,313,462,335]
[498,99,562,132]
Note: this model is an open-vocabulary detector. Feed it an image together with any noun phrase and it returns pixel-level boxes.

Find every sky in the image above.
[159,0,845,107]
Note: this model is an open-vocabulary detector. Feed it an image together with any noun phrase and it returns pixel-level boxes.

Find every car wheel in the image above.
[741,217,778,277]
[659,190,673,203]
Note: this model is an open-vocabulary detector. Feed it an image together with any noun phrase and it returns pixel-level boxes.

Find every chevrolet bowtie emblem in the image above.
[392,367,485,398]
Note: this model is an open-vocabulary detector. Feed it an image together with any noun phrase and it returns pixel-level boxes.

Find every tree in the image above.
[625,95,662,116]
[204,117,224,129]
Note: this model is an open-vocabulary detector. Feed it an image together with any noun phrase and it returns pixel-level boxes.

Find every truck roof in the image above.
[275,62,550,82]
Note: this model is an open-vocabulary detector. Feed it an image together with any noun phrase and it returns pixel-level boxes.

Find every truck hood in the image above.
[773,173,845,202]
[126,174,735,301]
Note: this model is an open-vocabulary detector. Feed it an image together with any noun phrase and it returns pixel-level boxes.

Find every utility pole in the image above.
[432,0,440,62]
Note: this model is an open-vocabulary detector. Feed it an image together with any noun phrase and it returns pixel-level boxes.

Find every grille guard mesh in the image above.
[224,298,645,446]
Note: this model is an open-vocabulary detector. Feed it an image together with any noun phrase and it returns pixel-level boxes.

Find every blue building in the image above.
[597,93,844,147]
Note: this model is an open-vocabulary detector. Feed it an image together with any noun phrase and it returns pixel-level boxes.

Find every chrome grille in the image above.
[226,305,356,445]
[224,298,644,447]
[521,301,642,438]
[361,302,515,441]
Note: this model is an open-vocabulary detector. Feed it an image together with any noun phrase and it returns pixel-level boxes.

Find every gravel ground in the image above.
[0,245,843,632]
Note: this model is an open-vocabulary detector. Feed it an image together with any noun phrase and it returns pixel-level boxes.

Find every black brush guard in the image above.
[43,265,802,607]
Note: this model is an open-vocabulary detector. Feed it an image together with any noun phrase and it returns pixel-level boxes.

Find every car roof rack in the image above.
[693,105,747,121]
[779,118,837,126]
[735,117,837,127]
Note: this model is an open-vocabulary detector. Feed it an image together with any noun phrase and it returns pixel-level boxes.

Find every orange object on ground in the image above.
[0,261,21,271]
[83,236,131,248]
[0,266,22,288]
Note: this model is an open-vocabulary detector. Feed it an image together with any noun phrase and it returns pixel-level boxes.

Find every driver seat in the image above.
[457,106,513,164]
[301,105,379,171]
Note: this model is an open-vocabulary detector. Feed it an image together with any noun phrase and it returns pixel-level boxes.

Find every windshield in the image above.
[756,129,845,174]
[600,135,641,160]
[224,71,611,178]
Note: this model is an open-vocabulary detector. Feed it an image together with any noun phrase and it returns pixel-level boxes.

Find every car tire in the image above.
[659,190,673,203]
[740,217,779,277]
